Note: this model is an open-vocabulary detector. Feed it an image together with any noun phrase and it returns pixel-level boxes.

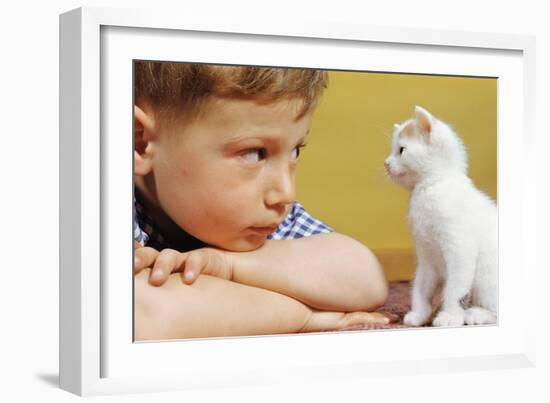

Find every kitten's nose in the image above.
[384,159,390,169]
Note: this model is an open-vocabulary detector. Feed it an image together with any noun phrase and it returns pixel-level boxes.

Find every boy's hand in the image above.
[134,242,234,286]
[299,310,395,333]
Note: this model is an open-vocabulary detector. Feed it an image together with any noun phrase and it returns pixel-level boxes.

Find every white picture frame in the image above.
[59,6,537,396]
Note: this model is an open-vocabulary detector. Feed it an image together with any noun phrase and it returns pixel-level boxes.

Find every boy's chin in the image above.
[218,236,267,252]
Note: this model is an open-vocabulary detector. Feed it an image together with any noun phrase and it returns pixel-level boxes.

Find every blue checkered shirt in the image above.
[266,201,333,240]
[134,197,332,251]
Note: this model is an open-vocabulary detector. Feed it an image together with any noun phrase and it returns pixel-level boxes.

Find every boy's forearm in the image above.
[230,232,389,312]
[134,269,313,341]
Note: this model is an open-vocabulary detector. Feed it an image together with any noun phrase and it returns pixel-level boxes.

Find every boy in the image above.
[133,62,390,340]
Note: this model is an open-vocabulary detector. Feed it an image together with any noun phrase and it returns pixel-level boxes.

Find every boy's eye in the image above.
[241,148,267,163]
[291,143,307,160]
[399,146,405,155]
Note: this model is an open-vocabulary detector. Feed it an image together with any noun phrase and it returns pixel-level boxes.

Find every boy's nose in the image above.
[264,166,295,209]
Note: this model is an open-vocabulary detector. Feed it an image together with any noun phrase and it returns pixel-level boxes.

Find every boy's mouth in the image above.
[249,225,279,235]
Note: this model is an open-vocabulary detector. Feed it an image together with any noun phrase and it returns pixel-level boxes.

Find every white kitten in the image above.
[384,106,497,327]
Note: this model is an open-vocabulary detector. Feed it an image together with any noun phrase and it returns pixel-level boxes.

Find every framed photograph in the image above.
[60,6,537,396]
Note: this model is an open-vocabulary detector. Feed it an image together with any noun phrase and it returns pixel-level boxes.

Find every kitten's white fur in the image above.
[384,106,497,327]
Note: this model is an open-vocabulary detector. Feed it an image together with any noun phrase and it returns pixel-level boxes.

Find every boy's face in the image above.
[137,97,313,251]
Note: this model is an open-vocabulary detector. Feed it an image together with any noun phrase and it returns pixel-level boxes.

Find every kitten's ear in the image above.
[415,105,434,139]
[393,123,401,132]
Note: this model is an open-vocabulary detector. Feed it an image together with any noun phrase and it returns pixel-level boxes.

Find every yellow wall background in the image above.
[297,71,497,280]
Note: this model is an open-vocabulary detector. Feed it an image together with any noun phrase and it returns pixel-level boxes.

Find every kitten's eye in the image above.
[399,146,405,155]
[241,148,267,163]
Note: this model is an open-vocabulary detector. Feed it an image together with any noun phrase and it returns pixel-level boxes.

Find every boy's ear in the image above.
[134,104,157,176]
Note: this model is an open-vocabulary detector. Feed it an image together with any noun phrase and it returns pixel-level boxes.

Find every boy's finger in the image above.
[377,312,399,323]
[342,312,389,329]
[364,312,390,325]
[150,249,179,286]
[180,251,205,284]
[134,246,159,273]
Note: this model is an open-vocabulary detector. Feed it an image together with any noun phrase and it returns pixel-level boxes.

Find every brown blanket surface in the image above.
[374,280,414,329]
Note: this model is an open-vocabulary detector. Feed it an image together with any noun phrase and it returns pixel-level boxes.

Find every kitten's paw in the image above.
[432,311,465,327]
[464,307,496,325]
[403,311,429,327]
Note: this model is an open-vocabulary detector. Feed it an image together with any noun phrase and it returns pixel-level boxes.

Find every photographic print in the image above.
[132,62,497,341]
[60,9,534,395]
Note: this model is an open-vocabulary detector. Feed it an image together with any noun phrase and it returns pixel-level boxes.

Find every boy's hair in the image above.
[134,61,329,126]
